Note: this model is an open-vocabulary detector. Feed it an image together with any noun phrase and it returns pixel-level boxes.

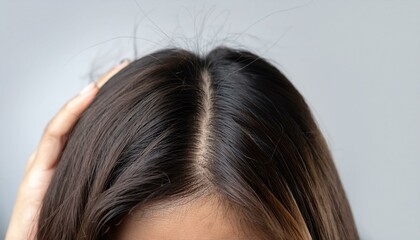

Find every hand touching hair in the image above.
[10,46,359,240]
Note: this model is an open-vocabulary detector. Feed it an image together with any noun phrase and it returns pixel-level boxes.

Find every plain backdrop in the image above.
[1,0,419,239]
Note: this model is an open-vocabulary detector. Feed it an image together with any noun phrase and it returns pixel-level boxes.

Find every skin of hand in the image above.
[5,59,131,240]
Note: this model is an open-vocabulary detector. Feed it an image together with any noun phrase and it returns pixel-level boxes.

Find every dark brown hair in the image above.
[37,46,359,239]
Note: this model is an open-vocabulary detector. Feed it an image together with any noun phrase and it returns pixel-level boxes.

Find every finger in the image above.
[96,59,131,88]
[31,59,131,171]
[32,84,99,171]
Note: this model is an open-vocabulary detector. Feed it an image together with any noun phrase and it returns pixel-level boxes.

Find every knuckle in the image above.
[43,123,62,142]
[63,99,80,119]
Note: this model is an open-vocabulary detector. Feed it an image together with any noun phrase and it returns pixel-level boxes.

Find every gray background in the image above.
[1,0,419,239]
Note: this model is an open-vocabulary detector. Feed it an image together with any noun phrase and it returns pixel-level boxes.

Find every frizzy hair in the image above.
[36,46,359,239]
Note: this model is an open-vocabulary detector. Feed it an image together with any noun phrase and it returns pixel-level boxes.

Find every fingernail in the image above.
[78,82,95,95]
[119,58,131,65]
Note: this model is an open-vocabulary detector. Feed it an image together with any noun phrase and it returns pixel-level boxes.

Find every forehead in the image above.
[112,196,254,240]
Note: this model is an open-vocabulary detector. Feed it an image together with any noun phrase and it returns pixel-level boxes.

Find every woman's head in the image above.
[37,46,358,239]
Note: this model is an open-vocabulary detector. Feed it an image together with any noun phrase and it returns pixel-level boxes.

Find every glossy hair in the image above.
[37,46,359,239]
